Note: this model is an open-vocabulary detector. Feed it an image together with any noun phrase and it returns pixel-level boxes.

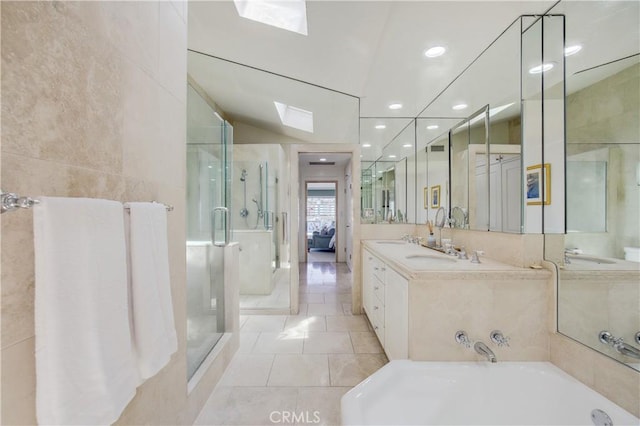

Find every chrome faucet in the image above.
[474,341,497,363]
[599,331,640,360]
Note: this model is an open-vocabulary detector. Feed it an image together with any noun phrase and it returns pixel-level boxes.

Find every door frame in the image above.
[304,180,339,263]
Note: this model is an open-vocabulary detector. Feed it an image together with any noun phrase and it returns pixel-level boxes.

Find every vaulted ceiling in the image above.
[187,1,639,153]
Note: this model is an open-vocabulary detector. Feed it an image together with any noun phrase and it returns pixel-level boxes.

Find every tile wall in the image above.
[0,2,195,423]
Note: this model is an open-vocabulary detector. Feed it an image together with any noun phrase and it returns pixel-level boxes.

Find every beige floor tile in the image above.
[241,315,287,332]
[300,293,325,304]
[194,386,232,425]
[328,354,388,387]
[326,316,369,332]
[324,293,352,304]
[268,354,330,387]
[253,331,305,354]
[295,387,351,426]
[350,331,384,354]
[222,387,298,425]
[304,331,354,354]
[220,354,275,386]
[237,331,260,354]
[285,315,327,332]
[307,303,345,316]
[298,303,309,316]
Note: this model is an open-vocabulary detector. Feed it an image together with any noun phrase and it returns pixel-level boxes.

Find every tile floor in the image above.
[195,262,388,426]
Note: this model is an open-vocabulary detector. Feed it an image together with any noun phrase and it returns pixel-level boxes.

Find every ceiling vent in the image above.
[430,145,445,152]
[309,161,335,166]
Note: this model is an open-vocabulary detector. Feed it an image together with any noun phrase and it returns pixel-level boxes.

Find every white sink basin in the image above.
[376,241,406,245]
[405,254,457,263]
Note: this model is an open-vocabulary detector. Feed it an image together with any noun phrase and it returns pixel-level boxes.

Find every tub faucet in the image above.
[474,341,497,363]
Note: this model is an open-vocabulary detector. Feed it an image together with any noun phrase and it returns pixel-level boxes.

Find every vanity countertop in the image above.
[362,239,551,281]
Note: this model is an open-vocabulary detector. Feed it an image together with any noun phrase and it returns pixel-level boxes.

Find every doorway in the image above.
[305,181,337,263]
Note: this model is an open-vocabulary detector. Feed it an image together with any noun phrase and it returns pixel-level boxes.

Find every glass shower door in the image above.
[186,85,231,380]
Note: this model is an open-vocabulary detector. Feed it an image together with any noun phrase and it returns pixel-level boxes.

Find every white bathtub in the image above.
[341,361,639,425]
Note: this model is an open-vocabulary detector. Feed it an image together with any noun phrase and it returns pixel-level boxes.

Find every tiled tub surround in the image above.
[362,240,552,362]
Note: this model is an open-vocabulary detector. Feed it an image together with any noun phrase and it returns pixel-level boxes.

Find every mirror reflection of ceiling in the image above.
[188,1,639,154]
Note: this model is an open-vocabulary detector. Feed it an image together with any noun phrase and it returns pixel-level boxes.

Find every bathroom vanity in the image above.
[362,240,552,361]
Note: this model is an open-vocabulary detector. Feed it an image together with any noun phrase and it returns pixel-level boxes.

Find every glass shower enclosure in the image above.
[186,84,232,380]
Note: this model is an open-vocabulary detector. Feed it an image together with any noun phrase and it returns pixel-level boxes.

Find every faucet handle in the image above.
[455,330,472,348]
[490,330,510,347]
[458,246,469,260]
[471,250,484,263]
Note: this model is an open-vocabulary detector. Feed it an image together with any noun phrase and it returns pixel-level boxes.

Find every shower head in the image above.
[240,169,247,182]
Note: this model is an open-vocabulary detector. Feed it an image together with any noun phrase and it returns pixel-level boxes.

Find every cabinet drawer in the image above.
[370,303,385,345]
[371,257,386,282]
[372,277,385,305]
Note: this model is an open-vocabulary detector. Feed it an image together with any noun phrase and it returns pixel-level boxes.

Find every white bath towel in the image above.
[33,197,139,425]
[125,202,177,380]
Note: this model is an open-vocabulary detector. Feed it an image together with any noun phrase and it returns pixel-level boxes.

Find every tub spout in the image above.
[474,341,497,363]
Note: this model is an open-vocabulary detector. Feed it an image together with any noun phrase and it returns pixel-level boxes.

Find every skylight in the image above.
[274,101,314,133]
[234,0,308,36]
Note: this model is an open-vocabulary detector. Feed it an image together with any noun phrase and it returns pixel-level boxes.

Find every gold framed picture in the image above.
[430,185,441,209]
[526,163,551,205]
[423,187,429,209]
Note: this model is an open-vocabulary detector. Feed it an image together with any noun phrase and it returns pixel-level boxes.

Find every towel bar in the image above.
[0,190,173,214]
[1,190,40,214]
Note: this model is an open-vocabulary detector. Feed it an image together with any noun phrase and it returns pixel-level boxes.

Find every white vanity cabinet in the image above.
[384,267,409,360]
[362,248,408,360]
[363,249,386,345]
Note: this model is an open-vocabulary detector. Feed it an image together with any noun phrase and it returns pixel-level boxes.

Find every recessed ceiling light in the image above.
[388,154,397,159]
[233,0,308,36]
[564,45,582,56]
[388,103,403,110]
[452,103,468,111]
[427,125,439,130]
[378,171,384,174]
[375,124,386,130]
[424,46,446,58]
[319,158,327,162]
[208,166,213,169]
[362,143,372,148]
[274,101,313,133]
[529,63,555,74]
[403,144,412,148]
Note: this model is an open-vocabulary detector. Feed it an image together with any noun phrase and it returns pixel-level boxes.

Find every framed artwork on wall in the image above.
[526,163,551,205]
[423,187,429,209]
[430,185,441,208]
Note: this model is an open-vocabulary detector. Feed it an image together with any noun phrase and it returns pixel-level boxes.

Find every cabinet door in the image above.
[362,249,375,315]
[384,267,408,360]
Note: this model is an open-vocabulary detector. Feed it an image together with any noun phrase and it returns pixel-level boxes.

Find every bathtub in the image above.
[341,360,639,425]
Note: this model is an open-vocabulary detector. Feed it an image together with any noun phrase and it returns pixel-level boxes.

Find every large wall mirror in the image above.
[546,1,640,371]
[360,118,415,224]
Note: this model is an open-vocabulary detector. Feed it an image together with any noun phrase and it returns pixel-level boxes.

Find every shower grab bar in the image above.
[1,190,173,214]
